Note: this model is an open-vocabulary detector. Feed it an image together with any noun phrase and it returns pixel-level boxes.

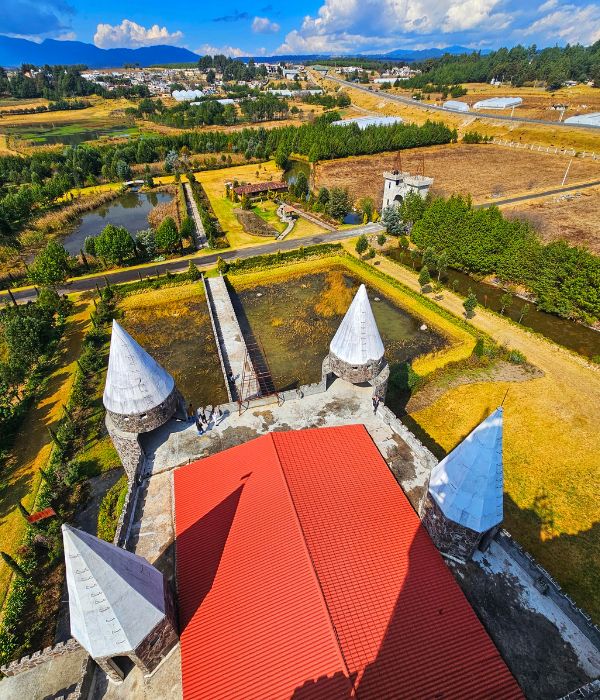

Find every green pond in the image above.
[231,268,446,413]
[119,292,228,410]
[1,123,138,146]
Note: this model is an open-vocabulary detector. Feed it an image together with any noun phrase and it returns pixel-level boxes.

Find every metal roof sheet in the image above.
[174,425,522,700]
[443,99,470,112]
[62,524,167,659]
[103,320,174,416]
[564,112,600,126]
[428,407,504,532]
[329,284,385,366]
[473,97,523,109]
[331,116,404,129]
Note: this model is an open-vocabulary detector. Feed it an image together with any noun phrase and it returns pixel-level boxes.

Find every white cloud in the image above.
[195,43,247,57]
[276,0,511,54]
[56,31,76,41]
[94,19,184,49]
[538,0,558,11]
[252,16,280,33]
[523,2,600,44]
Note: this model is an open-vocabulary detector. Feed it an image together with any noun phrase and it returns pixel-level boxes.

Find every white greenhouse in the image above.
[564,112,600,127]
[472,97,523,110]
[330,116,403,129]
[443,100,470,112]
[172,89,205,102]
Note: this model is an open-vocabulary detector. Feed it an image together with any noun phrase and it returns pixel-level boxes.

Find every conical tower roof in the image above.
[62,524,167,659]
[329,284,384,365]
[103,320,174,416]
[428,408,504,533]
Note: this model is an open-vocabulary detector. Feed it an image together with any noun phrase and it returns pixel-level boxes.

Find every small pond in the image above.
[386,249,600,359]
[62,191,173,255]
[343,211,363,225]
[232,268,446,414]
[119,290,228,410]
[2,123,138,146]
[283,159,311,186]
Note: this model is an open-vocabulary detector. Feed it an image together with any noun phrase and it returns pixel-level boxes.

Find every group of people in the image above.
[187,403,225,435]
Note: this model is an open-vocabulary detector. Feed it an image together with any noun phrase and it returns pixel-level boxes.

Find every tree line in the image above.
[0,117,454,235]
[407,43,600,89]
[407,194,600,322]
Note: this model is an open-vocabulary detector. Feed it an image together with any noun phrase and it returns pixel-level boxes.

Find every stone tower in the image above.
[421,407,504,561]
[103,320,185,481]
[62,524,178,683]
[324,284,389,399]
[382,170,434,210]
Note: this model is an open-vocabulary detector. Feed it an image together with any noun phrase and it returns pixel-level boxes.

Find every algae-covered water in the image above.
[119,289,228,410]
[232,269,446,407]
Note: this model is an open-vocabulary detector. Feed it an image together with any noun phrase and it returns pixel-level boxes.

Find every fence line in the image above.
[491,138,598,160]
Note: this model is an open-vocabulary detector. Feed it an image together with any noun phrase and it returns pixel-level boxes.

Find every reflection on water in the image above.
[233,269,446,411]
[386,249,600,359]
[62,191,173,255]
[120,291,228,409]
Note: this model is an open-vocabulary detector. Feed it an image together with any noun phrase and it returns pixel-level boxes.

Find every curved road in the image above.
[326,75,600,131]
[1,223,384,305]
[476,179,600,208]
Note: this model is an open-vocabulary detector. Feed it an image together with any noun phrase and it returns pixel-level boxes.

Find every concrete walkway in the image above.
[203,275,259,402]
[283,203,338,231]
[182,182,206,248]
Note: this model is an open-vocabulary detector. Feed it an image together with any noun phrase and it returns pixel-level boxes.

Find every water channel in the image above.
[386,248,600,359]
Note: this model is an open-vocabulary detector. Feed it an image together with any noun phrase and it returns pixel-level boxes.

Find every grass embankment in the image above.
[366,250,600,622]
[0,299,91,609]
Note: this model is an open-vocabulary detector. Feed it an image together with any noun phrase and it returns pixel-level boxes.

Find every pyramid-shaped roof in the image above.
[428,408,504,533]
[103,320,174,416]
[329,284,384,365]
[62,524,167,659]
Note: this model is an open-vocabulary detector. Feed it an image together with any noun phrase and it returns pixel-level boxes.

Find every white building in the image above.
[382,170,434,210]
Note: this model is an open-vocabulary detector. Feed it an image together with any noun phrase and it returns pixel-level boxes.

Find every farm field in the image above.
[504,185,600,254]
[314,142,600,207]
[318,75,600,152]
[359,248,600,622]
[0,97,137,150]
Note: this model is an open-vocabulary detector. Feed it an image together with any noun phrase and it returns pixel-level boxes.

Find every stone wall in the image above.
[132,586,178,676]
[0,638,81,677]
[421,493,482,561]
[496,529,600,652]
[107,386,182,434]
[113,479,138,548]
[560,680,600,699]
[106,414,144,481]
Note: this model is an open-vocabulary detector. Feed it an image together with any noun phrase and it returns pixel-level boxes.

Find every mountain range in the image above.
[0,35,482,69]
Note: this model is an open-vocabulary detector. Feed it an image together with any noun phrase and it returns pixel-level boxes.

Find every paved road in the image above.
[327,75,600,131]
[2,222,384,305]
[475,179,600,208]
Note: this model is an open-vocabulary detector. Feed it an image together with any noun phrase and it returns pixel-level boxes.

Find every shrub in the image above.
[355,234,368,256]
[97,475,129,542]
[508,349,526,364]
[155,217,180,253]
[94,224,135,265]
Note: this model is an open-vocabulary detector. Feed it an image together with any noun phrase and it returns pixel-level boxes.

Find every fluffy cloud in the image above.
[276,0,509,54]
[196,43,247,57]
[1,0,74,37]
[252,16,280,34]
[94,19,184,49]
[523,2,600,44]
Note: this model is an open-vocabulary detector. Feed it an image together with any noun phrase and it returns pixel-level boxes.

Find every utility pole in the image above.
[561,158,573,186]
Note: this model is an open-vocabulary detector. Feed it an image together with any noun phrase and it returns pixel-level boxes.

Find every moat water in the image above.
[386,249,600,359]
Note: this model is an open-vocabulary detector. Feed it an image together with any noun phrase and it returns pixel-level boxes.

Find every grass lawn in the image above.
[252,200,286,233]
[194,161,284,248]
[0,297,92,609]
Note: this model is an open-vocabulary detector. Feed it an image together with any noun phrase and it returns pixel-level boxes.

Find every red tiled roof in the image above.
[174,425,523,700]
[233,181,288,195]
[26,507,56,523]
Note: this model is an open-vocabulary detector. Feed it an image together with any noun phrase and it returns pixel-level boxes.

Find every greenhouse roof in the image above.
[473,97,523,109]
[330,116,403,129]
[564,112,600,126]
[443,99,470,112]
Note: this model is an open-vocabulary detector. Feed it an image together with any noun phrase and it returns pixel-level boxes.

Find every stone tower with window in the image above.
[62,524,178,683]
[382,170,434,211]
[324,284,389,399]
[103,320,185,481]
[421,407,505,561]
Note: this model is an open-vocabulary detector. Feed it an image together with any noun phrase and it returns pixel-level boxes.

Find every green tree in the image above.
[400,191,427,227]
[500,291,513,315]
[519,303,530,323]
[29,241,70,287]
[317,187,330,206]
[1,551,25,577]
[377,233,387,246]
[327,187,351,220]
[358,197,374,221]
[115,159,131,181]
[180,216,195,242]
[155,217,180,252]
[382,205,403,235]
[187,260,201,280]
[293,171,309,199]
[418,266,431,291]
[463,290,478,318]
[355,234,368,256]
[94,224,135,265]
[435,250,449,281]
[135,228,157,258]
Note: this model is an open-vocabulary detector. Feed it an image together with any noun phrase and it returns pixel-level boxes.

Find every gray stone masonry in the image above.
[105,414,144,482]
[107,386,183,434]
[328,351,385,384]
[1,638,81,677]
[421,492,485,561]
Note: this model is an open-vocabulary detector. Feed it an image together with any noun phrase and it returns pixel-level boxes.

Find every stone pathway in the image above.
[183,182,206,248]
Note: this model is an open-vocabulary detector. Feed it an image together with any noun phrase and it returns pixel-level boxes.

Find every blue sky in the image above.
[1,0,600,55]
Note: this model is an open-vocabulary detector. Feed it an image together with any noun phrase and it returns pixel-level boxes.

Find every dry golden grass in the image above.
[0,97,134,128]
[0,298,92,609]
[369,252,600,622]
[504,186,600,254]
[315,143,600,207]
